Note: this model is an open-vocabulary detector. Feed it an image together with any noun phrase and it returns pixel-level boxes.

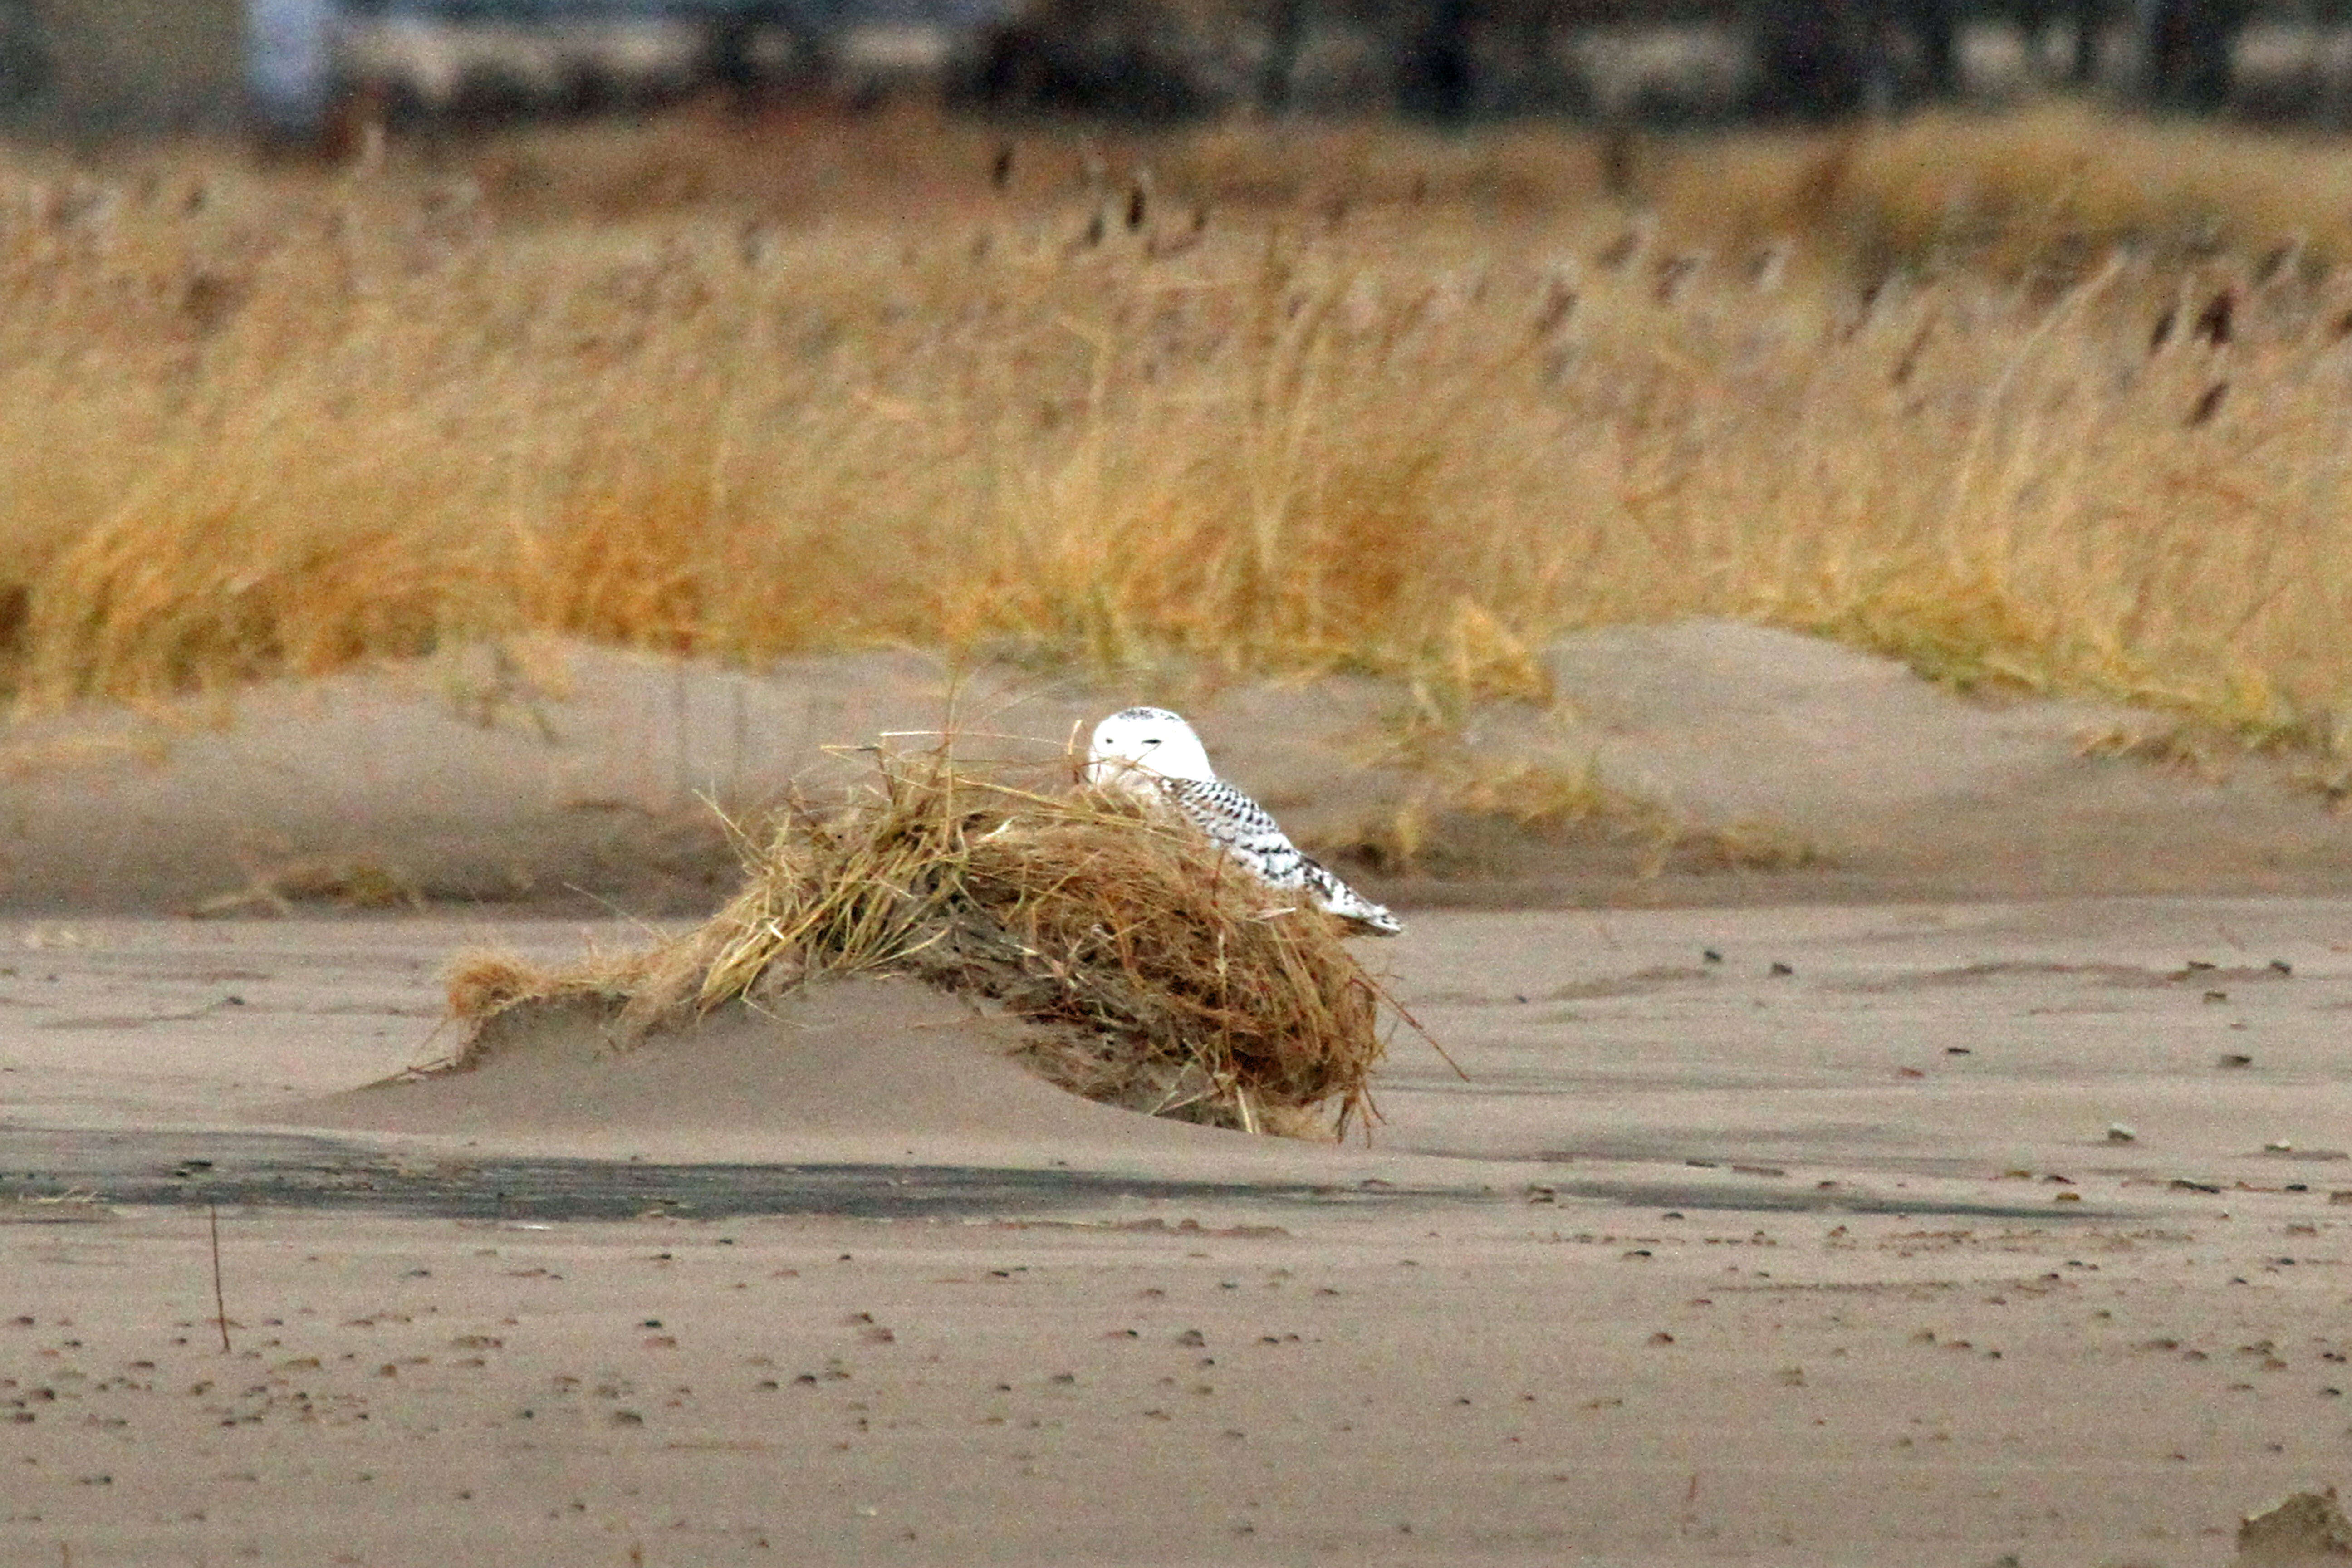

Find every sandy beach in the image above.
[2,892,2350,1566]
[5,629,2352,1563]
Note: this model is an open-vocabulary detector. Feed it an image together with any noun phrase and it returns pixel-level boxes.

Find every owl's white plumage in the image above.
[1085,706,1401,936]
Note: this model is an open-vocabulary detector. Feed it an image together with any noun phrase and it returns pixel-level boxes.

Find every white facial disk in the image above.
[1085,706,1219,788]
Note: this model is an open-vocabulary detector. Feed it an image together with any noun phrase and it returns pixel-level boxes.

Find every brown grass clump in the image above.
[442,950,547,1023]
[446,746,1392,1138]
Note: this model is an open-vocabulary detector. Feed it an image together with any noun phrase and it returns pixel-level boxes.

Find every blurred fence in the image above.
[0,0,2348,136]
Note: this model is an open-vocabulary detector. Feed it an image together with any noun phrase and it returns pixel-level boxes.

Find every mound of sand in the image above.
[17,617,2352,913]
[432,744,1392,1137]
[283,976,1238,1165]
[0,643,1102,913]
[1417,618,2352,901]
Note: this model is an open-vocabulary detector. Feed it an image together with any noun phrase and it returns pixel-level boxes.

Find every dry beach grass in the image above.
[6,102,2352,761]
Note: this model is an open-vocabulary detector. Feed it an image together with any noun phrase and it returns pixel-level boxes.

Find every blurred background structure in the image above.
[0,0,248,131]
[2,0,2352,138]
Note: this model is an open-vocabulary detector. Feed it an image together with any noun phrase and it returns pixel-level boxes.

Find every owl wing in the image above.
[1161,778,1401,935]
[1162,778,1313,889]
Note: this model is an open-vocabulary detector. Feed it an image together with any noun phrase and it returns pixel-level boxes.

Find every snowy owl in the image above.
[1085,706,1402,936]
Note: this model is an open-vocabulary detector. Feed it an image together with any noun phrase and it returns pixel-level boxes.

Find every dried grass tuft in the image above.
[444,745,1393,1137]
[443,950,549,1023]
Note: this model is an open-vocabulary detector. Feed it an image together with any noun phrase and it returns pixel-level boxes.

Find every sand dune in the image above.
[9,620,2352,918]
[283,977,1246,1167]
[1523,620,2352,901]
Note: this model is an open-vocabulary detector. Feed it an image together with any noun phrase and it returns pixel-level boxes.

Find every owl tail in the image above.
[1301,859,1402,936]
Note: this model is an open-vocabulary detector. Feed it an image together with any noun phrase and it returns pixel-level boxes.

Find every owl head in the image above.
[1084,706,1218,788]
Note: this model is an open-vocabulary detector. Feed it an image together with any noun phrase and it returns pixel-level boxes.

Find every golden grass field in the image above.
[9,100,2352,760]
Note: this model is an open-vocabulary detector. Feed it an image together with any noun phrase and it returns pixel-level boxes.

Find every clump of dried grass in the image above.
[446,746,1392,1137]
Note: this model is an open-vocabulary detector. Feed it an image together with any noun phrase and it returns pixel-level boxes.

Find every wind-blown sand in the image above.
[289,978,1250,1166]
[6,623,2352,1563]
